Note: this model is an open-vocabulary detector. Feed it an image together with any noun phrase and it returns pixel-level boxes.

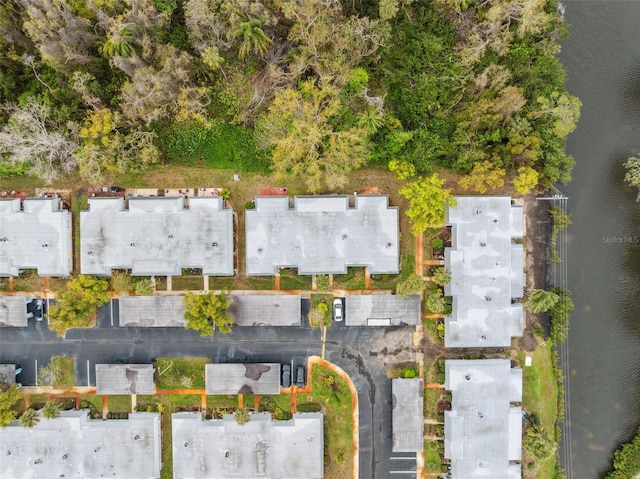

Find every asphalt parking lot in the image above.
[0,298,417,479]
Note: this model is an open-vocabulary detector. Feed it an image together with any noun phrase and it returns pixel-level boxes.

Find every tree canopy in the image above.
[182,291,233,337]
[0,384,23,428]
[48,275,110,336]
[0,0,577,194]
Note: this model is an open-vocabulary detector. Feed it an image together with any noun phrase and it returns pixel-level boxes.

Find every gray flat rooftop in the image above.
[444,359,523,479]
[345,294,421,326]
[0,198,72,277]
[0,364,16,387]
[0,410,161,479]
[0,296,27,327]
[392,378,424,452]
[80,196,233,276]
[172,412,324,479]
[118,294,301,327]
[119,295,187,327]
[245,195,399,275]
[96,364,155,395]
[227,293,301,326]
[444,196,524,347]
[205,363,280,395]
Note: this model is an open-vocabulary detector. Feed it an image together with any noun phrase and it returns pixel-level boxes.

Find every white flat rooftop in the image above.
[444,359,523,479]
[444,196,524,347]
[80,196,233,276]
[172,412,324,479]
[0,198,72,277]
[0,410,161,479]
[245,195,399,275]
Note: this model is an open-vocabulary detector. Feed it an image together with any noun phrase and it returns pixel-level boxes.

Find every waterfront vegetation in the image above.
[605,427,640,479]
[518,337,564,479]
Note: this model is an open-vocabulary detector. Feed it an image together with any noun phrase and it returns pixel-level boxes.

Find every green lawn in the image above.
[309,293,333,327]
[332,267,366,290]
[279,274,310,290]
[51,356,75,389]
[172,276,204,291]
[156,357,209,389]
[424,440,442,473]
[108,395,132,413]
[518,340,559,478]
[298,365,353,479]
[206,395,238,410]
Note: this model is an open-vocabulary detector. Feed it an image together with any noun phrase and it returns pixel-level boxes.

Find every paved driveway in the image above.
[0,299,417,479]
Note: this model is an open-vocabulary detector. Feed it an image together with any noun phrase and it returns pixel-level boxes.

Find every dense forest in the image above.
[0,0,579,207]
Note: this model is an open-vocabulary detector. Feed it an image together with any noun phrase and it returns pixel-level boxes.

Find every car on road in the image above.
[333,298,344,322]
[281,364,291,388]
[295,365,306,388]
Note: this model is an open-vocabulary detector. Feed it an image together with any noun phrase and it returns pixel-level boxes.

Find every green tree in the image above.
[48,276,110,336]
[134,278,155,295]
[41,400,62,419]
[548,287,574,344]
[102,25,136,58]
[233,19,272,59]
[0,384,23,428]
[606,427,640,479]
[431,267,451,286]
[258,80,370,192]
[457,160,506,193]
[624,156,640,201]
[523,425,557,462]
[514,166,539,195]
[183,291,233,337]
[396,273,424,298]
[549,206,572,263]
[526,289,560,314]
[424,289,446,314]
[400,174,455,235]
[110,272,135,295]
[234,407,250,426]
[19,408,40,428]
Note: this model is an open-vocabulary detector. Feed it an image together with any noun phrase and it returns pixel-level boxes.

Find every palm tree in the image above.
[431,267,452,286]
[232,19,272,60]
[234,407,250,426]
[42,400,62,419]
[102,25,136,58]
[526,289,560,314]
[20,408,40,428]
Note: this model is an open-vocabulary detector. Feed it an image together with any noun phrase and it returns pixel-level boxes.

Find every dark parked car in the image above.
[295,365,306,388]
[281,364,291,388]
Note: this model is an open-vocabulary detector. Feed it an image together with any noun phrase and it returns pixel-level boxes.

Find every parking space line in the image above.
[390,457,416,460]
[87,360,90,386]
[110,300,113,326]
[389,471,417,475]
[34,359,37,386]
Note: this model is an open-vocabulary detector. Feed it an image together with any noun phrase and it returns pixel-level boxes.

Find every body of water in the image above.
[558,2,640,477]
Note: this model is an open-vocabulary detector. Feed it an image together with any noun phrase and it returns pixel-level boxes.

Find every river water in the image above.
[558,2,640,477]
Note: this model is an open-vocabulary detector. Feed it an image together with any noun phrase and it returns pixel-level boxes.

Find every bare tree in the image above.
[0,98,79,183]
